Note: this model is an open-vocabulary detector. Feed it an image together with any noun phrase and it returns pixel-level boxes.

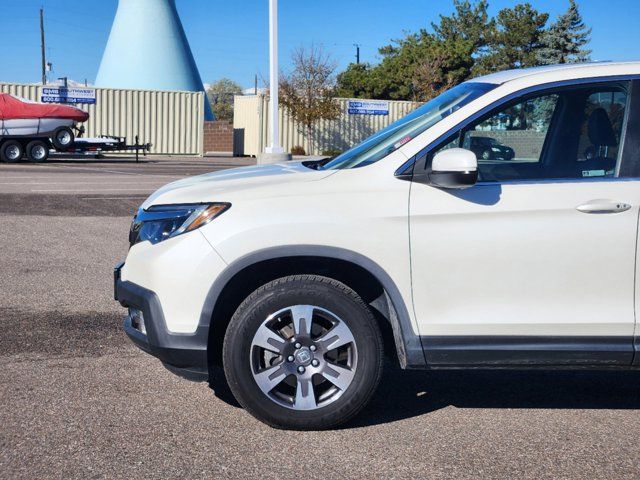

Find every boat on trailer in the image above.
[0,93,89,137]
[0,93,150,163]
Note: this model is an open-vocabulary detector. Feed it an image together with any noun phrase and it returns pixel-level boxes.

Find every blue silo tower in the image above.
[96,0,214,120]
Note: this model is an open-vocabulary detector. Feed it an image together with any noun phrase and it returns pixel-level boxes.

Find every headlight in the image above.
[129,203,230,246]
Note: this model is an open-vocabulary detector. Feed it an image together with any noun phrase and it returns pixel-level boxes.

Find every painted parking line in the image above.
[0,181,170,185]
[31,188,165,192]
[81,196,148,200]
[47,164,151,176]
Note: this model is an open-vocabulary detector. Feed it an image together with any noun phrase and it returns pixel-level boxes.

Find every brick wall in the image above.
[203,120,233,154]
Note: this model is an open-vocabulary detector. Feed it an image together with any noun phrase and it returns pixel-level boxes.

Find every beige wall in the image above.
[234,95,421,156]
[0,83,204,156]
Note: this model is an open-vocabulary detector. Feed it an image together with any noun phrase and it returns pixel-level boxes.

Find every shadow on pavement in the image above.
[206,360,640,427]
[348,364,640,428]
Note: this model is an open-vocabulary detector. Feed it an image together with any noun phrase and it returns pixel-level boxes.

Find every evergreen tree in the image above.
[537,0,591,65]
[431,0,494,54]
[334,0,593,101]
[336,0,492,101]
[335,63,376,99]
[477,3,548,73]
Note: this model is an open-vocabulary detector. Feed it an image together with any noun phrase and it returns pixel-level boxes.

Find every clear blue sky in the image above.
[1,0,639,89]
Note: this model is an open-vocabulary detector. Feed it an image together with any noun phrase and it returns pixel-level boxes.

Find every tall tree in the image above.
[280,45,341,154]
[207,78,243,121]
[337,0,493,102]
[432,0,494,54]
[335,0,593,102]
[537,0,591,64]
[335,63,376,99]
[478,3,548,72]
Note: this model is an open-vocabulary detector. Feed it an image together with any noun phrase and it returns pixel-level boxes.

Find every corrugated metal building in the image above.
[0,83,204,156]
[234,95,421,156]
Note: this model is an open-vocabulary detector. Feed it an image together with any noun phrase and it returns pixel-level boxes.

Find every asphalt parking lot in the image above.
[1,156,640,479]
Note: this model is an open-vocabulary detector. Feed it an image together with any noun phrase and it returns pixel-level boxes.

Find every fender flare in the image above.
[199,245,426,368]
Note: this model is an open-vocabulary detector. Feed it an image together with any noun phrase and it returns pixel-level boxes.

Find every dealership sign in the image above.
[348,100,389,115]
[41,87,96,104]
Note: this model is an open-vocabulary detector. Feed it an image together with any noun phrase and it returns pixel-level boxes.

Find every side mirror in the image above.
[429,148,478,189]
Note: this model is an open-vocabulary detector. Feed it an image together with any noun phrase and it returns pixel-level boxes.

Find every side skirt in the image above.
[422,336,635,368]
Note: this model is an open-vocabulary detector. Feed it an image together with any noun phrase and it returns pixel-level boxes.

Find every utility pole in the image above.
[258,0,291,163]
[354,43,361,64]
[40,8,47,85]
[254,73,258,95]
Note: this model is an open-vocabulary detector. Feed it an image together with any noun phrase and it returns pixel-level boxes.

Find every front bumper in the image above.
[114,263,209,381]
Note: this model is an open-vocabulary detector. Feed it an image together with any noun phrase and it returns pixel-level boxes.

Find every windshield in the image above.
[323,82,496,170]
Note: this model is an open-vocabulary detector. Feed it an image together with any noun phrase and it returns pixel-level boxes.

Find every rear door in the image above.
[409,78,640,366]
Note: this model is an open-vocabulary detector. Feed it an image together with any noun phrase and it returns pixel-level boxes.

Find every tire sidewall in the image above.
[27,141,49,163]
[1,141,23,163]
[223,276,382,430]
[52,127,74,150]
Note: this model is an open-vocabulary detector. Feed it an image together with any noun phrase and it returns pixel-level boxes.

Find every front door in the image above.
[409,79,640,366]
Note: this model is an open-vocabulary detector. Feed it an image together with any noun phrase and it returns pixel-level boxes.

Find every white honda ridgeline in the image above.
[115,62,640,429]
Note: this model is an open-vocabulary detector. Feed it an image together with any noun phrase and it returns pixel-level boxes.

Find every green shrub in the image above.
[321,149,342,158]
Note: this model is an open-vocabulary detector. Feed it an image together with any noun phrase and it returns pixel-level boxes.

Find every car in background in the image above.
[468,135,515,160]
[115,61,640,430]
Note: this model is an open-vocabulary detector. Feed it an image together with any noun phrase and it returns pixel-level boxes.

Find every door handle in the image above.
[576,199,632,214]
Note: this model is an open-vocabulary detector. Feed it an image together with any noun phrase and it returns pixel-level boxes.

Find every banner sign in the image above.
[348,100,389,115]
[41,87,96,104]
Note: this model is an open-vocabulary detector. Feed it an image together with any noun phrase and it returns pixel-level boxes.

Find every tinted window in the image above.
[432,82,629,182]
[577,91,627,168]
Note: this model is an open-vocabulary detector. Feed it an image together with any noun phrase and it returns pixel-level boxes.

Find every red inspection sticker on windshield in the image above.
[393,136,412,149]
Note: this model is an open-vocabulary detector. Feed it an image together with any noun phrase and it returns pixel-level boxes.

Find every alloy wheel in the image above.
[249,305,358,411]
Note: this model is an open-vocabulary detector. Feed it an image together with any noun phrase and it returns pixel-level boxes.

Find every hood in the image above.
[142,162,336,208]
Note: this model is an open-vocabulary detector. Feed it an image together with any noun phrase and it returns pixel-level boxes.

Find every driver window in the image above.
[431,82,629,182]
[463,94,558,182]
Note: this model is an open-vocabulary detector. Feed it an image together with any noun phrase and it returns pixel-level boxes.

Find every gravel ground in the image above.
[1,158,640,479]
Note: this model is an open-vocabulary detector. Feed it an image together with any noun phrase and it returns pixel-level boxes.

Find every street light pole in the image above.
[258,0,291,164]
[266,0,282,155]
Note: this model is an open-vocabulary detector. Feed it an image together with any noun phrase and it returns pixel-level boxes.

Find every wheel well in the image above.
[207,256,399,368]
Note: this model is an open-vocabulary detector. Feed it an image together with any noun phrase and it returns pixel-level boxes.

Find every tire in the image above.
[0,140,24,163]
[26,140,49,163]
[481,148,492,160]
[52,126,74,150]
[223,275,383,430]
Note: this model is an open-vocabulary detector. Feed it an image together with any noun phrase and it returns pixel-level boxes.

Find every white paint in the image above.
[432,148,477,172]
[0,118,74,136]
[122,61,640,340]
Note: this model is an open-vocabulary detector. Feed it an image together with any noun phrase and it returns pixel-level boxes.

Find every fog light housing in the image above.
[129,308,146,335]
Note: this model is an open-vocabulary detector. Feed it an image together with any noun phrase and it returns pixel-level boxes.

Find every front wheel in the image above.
[223,275,383,430]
